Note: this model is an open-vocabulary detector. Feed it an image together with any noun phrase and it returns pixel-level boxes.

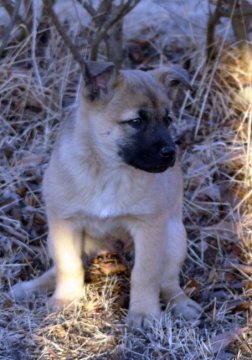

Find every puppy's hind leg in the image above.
[9,267,56,300]
[160,218,202,320]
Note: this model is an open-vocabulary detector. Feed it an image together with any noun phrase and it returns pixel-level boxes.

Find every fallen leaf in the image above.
[208,327,247,354]
[232,263,252,275]
[127,38,157,65]
[244,281,252,291]
[225,272,236,283]
[234,302,251,312]
[231,243,244,258]
[87,252,129,282]
[203,245,218,266]
[2,298,13,309]
[15,185,28,197]
[184,278,202,300]
[220,182,252,208]
[224,299,251,312]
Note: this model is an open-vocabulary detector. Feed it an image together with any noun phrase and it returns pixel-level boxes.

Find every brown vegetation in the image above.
[0,1,251,359]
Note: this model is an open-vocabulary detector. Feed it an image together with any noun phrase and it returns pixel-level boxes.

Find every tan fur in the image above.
[10,64,202,327]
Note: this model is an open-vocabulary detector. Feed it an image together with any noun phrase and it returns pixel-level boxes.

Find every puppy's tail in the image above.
[9,267,56,300]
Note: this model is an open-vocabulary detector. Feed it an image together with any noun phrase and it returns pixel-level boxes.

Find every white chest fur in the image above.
[57,166,154,240]
[68,165,160,219]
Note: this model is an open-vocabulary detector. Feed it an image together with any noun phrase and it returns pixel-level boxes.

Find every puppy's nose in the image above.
[159,146,176,159]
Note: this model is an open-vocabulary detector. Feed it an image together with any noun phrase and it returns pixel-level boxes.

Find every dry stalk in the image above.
[0,0,33,51]
[0,0,22,57]
[207,0,252,62]
[207,0,222,62]
[43,0,88,75]
[1,0,29,28]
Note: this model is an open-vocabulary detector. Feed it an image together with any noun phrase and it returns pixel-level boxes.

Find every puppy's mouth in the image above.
[126,155,176,173]
[136,159,175,173]
[143,164,171,173]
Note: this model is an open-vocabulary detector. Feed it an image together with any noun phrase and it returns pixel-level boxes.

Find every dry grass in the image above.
[0,2,252,359]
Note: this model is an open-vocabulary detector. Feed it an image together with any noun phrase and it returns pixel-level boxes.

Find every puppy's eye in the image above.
[120,117,143,129]
[128,118,143,128]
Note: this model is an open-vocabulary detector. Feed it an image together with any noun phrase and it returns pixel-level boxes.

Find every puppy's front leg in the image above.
[47,213,84,307]
[127,217,165,328]
[160,218,202,319]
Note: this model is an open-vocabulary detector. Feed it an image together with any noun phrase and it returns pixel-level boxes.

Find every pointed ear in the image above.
[82,61,117,101]
[151,65,192,114]
[151,65,192,91]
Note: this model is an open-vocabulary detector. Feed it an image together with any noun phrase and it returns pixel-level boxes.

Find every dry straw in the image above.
[0,1,251,359]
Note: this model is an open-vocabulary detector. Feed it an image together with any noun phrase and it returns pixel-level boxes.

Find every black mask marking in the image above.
[119,114,176,173]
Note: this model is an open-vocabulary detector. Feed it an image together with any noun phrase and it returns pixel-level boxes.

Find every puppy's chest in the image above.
[62,167,160,238]
[77,213,125,240]
[76,183,129,219]
[70,168,153,218]
[61,176,128,236]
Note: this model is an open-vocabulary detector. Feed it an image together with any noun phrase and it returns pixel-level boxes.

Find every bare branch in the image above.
[230,0,252,43]
[95,0,113,28]
[90,0,141,61]
[206,0,252,62]
[76,0,96,17]
[217,3,252,17]
[43,0,87,75]
[206,0,222,62]
[0,0,22,57]
[43,0,140,69]
[1,0,29,30]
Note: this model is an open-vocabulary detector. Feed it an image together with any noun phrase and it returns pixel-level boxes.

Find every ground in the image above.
[0,1,252,359]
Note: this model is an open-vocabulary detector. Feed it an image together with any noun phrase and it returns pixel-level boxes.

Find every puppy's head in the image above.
[80,61,191,173]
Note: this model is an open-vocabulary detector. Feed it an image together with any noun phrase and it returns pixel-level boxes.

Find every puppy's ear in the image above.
[151,65,192,113]
[152,65,192,90]
[82,61,117,101]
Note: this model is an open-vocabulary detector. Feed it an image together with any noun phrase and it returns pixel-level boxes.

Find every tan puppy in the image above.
[10,62,202,327]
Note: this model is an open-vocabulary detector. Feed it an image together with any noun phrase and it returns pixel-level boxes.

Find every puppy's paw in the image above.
[48,297,70,311]
[126,308,161,329]
[48,288,85,311]
[172,295,202,320]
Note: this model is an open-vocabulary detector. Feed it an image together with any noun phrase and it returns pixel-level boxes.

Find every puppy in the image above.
[10,61,202,328]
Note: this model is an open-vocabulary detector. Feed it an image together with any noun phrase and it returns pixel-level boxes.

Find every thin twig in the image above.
[207,0,252,61]
[90,0,141,60]
[43,0,87,75]
[76,0,96,17]
[43,0,140,68]
[31,0,43,89]
[2,0,29,28]
[206,0,222,62]
[0,0,22,57]
[218,3,252,17]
